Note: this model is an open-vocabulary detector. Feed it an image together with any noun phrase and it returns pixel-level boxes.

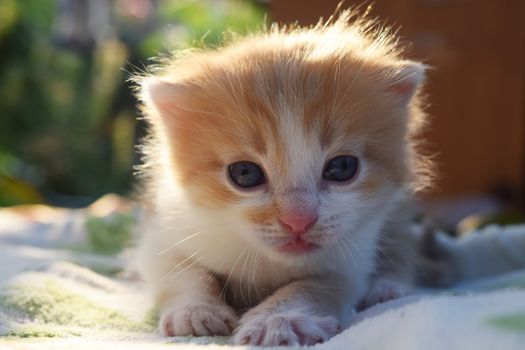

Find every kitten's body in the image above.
[421,224,525,287]
[136,11,428,346]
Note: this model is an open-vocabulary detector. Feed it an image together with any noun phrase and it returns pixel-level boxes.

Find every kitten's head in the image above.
[139,12,429,265]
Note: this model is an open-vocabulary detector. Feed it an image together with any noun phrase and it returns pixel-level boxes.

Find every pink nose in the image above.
[279,211,318,235]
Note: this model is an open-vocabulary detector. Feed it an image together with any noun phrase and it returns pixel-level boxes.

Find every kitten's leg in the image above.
[360,218,423,309]
[231,277,352,346]
[357,276,411,310]
[145,255,237,337]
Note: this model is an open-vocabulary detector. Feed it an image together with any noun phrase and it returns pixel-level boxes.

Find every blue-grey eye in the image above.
[229,161,265,188]
[323,155,359,182]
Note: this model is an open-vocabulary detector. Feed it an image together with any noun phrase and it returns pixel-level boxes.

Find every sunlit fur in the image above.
[135,10,430,344]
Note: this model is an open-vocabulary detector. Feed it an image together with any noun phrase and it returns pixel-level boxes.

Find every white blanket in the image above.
[1,198,524,349]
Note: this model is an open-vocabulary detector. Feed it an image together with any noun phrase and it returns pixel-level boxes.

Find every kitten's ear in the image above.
[385,61,427,105]
[140,76,182,117]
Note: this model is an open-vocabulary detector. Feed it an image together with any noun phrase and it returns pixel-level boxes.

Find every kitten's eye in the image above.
[228,161,266,188]
[323,155,359,182]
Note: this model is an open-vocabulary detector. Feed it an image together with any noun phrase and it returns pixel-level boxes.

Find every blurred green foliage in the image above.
[0,0,264,207]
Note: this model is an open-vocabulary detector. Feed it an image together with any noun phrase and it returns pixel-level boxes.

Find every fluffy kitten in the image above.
[135,10,429,346]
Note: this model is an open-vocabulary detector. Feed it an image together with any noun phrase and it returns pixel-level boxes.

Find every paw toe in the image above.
[160,303,237,337]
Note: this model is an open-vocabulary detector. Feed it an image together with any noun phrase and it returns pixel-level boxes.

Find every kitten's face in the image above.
[145,47,424,264]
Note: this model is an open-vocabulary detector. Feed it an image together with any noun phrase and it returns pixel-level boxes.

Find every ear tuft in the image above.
[387,62,427,104]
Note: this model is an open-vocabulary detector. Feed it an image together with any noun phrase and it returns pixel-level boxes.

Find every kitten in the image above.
[135,10,429,346]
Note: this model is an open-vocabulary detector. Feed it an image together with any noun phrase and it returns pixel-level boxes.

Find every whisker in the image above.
[161,250,201,281]
[220,247,249,302]
[250,248,263,303]
[239,249,253,306]
[169,254,206,280]
[337,236,358,268]
[157,231,201,255]
[203,248,237,300]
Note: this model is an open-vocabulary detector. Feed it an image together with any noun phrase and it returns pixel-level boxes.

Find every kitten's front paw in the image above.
[358,278,409,310]
[160,303,237,337]
[232,311,339,346]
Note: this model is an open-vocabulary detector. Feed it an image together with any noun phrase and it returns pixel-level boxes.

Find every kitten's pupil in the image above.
[229,161,265,188]
[323,156,359,182]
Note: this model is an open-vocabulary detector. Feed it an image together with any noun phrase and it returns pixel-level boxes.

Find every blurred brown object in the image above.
[268,0,525,203]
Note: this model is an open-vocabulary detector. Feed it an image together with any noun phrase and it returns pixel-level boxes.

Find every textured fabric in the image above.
[1,199,524,349]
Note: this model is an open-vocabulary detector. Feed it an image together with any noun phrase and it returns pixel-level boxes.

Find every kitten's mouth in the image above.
[277,238,319,255]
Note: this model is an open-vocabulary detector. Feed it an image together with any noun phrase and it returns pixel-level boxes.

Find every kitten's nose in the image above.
[279,211,318,235]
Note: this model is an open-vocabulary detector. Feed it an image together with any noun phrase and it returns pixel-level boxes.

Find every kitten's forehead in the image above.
[203,60,349,178]
[169,55,399,187]
[267,102,322,190]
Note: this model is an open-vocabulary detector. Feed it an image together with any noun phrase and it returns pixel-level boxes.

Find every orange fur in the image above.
[139,13,429,215]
